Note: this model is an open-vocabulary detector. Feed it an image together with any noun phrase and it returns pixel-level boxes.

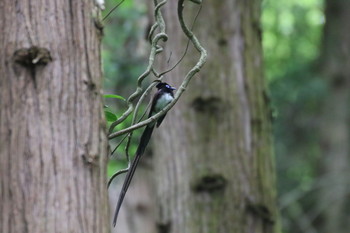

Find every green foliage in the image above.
[263,0,326,232]
[104,94,126,122]
[104,94,126,101]
[107,159,126,177]
[105,110,118,122]
[102,0,147,93]
[263,0,324,80]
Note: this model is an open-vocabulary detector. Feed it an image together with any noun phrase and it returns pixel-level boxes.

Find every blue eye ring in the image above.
[166,84,170,88]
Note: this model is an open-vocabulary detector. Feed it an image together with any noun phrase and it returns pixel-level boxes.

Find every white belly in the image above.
[155,93,173,112]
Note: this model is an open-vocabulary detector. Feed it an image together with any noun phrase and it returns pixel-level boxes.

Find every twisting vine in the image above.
[107,0,207,184]
[108,0,168,135]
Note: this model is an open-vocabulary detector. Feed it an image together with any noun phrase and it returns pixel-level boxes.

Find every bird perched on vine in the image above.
[113,82,176,226]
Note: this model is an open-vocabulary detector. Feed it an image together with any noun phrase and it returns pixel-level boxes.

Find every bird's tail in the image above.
[135,125,154,156]
[112,125,155,226]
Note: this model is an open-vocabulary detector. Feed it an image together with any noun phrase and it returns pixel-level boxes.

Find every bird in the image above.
[112,82,176,226]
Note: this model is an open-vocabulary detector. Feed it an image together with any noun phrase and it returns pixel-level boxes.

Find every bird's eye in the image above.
[166,84,170,89]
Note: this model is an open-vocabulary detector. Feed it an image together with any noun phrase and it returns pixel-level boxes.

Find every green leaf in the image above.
[104,94,126,101]
[105,110,118,122]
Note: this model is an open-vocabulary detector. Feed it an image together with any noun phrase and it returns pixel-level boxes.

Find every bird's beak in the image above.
[171,87,176,90]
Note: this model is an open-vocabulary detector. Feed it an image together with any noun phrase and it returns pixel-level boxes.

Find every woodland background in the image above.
[104,0,349,233]
[0,0,348,232]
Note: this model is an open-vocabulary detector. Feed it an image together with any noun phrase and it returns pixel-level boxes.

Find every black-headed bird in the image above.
[113,82,176,226]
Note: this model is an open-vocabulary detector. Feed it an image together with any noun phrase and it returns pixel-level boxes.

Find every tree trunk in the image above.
[317,0,350,232]
[153,1,280,233]
[0,1,109,232]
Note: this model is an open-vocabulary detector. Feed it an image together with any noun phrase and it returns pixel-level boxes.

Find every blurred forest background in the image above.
[103,0,349,233]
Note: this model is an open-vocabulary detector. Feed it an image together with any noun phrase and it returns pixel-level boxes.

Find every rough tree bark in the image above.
[0,1,109,232]
[153,1,280,233]
[317,0,350,232]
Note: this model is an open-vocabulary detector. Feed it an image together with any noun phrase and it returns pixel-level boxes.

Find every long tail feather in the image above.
[113,125,155,226]
[135,124,155,156]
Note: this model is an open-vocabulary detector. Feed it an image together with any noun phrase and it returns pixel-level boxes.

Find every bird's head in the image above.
[156,82,176,91]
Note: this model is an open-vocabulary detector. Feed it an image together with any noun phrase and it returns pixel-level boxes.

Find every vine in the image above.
[107,0,207,186]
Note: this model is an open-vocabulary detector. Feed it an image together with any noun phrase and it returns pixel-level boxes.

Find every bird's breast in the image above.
[155,93,174,112]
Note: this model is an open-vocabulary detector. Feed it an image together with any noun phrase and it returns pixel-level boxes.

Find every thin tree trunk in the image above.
[153,1,280,233]
[0,1,109,232]
[317,0,350,232]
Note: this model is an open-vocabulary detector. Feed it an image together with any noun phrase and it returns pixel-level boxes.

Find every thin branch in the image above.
[122,81,158,164]
[108,0,207,188]
[158,4,202,77]
[108,0,207,140]
[102,0,125,21]
[108,168,129,188]
[108,1,170,186]
[108,34,166,134]
[108,1,168,134]
[189,0,202,4]
[110,134,128,156]
[108,94,154,185]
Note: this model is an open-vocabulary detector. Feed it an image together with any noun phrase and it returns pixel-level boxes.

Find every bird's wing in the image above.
[148,90,161,117]
[156,113,167,127]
